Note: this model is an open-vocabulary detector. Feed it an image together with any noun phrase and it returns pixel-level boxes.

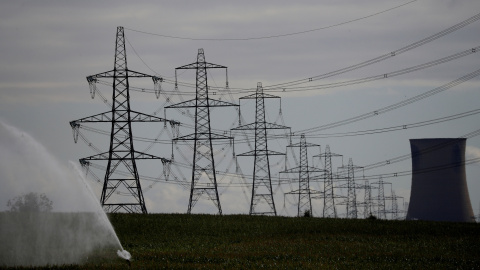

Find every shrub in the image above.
[7,192,53,212]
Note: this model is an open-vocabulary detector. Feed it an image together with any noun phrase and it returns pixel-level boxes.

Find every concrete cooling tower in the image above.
[406,138,475,222]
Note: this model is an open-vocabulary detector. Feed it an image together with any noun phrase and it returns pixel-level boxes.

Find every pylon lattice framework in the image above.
[232,82,290,216]
[384,187,404,220]
[363,180,373,218]
[166,49,237,215]
[70,26,178,214]
[281,134,324,217]
[314,145,342,218]
[337,158,363,219]
[372,177,388,219]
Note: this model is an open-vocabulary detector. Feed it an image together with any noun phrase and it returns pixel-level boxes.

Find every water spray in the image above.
[117,249,132,266]
[0,121,132,266]
[71,162,133,264]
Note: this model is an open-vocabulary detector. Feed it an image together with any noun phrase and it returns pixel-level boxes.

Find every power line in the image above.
[78,106,480,146]
[302,108,480,139]
[124,1,419,41]
[264,45,480,93]
[263,12,480,90]
[344,128,480,176]
[121,12,480,97]
[100,44,480,95]
[296,68,480,134]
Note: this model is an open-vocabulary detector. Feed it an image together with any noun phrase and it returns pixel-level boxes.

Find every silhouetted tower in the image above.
[166,49,237,215]
[282,134,323,216]
[338,158,363,219]
[384,188,403,220]
[362,180,371,218]
[372,177,387,219]
[70,26,178,213]
[232,82,289,215]
[315,145,342,218]
[390,191,399,219]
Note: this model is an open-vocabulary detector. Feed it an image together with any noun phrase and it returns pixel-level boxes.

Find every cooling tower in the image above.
[406,138,475,222]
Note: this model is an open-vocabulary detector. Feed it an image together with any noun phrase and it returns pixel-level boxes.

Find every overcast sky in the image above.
[1,0,479,217]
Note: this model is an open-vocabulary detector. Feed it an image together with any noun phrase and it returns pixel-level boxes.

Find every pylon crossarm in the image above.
[165,99,197,108]
[239,92,281,100]
[72,111,113,123]
[287,141,320,148]
[81,152,110,161]
[130,110,180,125]
[284,188,321,195]
[264,123,290,129]
[315,152,343,158]
[231,123,256,130]
[173,133,233,141]
[87,70,114,79]
[71,111,179,125]
[88,69,153,78]
[237,150,285,156]
[281,167,325,174]
[232,122,289,131]
[207,98,238,107]
[133,151,171,164]
[79,151,169,163]
[175,62,227,70]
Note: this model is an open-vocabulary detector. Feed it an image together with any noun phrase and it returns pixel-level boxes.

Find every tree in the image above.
[7,192,53,212]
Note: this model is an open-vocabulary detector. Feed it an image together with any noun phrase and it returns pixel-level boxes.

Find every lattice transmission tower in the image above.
[385,189,404,220]
[372,177,388,219]
[232,82,290,216]
[314,145,342,218]
[281,134,323,217]
[337,158,363,219]
[70,26,178,213]
[166,49,237,215]
[362,180,373,218]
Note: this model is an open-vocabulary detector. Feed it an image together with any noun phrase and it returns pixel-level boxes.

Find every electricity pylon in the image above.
[384,188,404,220]
[314,145,342,218]
[281,134,324,217]
[337,158,363,219]
[363,180,373,218]
[372,177,388,219]
[70,26,178,213]
[166,49,237,215]
[232,82,289,216]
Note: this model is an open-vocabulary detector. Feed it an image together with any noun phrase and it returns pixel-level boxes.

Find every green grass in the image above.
[6,214,480,269]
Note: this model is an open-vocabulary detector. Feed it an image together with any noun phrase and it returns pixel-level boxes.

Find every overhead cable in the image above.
[124,1,418,41]
[264,12,480,90]
[296,68,480,134]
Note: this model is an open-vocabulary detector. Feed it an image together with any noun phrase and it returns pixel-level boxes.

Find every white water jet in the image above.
[117,249,132,260]
[70,161,131,262]
[0,120,129,266]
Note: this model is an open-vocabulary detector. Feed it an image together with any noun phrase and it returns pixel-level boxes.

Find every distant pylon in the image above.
[391,191,399,219]
[363,180,372,218]
[166,49,237,215]
[338,158,363,219]
[314,145,342,218]
[372,177,387,219]
[385,188,403,220]
[232,82,289,216]
[70,26,178,213]
[281,134,323,217]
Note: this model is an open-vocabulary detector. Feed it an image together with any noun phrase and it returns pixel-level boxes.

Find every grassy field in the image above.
[7,213,480,269]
